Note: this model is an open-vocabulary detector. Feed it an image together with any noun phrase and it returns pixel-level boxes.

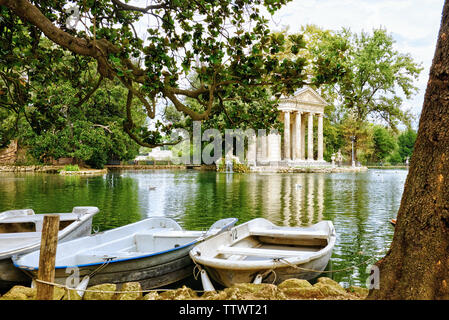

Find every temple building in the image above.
[247,87,328,166]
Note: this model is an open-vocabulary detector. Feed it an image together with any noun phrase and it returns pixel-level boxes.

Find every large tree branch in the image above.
[0,0,121,80]
[0,0,297,125]
[123,89,181,147]
[110,0,168,13]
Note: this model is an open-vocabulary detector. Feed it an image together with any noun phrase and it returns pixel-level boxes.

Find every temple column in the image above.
[307,112,314,161]
[294,111,302,160]
[283,111,291,160]
[301,114,306,160]
[317,113,324,162]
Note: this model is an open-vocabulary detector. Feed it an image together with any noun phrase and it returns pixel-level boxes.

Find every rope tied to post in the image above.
[33,278,189,296]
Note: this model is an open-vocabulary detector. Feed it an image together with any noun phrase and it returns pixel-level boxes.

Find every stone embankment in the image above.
[59,169,108,175]
[0,277,368,300]
[252,166,368,173]
[0,165,63,173]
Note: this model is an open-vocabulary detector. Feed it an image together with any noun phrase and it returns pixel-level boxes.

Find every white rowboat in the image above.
[189,218,336,287]
[0,206,99,289]
[13,217,237,290]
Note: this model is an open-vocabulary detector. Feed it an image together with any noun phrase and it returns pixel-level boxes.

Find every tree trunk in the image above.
[368,0,449,299]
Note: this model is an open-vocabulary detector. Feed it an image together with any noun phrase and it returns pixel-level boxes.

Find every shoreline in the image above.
[251,166,368,173]
[0,164,406,174]
[0,277,369,300]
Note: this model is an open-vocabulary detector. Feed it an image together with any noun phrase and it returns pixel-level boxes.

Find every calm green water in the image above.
[0,169,407,287]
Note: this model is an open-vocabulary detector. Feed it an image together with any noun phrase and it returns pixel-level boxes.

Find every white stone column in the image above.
[307,112,314,161]
[301,115,306,160]
[291,113,296,160]
[317,113,324,162]
[294,111,302,160]
[283,111,291,160]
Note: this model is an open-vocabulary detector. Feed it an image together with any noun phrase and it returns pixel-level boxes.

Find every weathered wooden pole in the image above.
[35,215,60,300]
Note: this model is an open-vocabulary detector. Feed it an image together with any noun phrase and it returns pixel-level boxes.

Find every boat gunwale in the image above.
[13,238,200,271]
[13,217,238,271]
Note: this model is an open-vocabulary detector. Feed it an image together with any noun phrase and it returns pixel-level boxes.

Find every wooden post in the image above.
[36,215,60,300]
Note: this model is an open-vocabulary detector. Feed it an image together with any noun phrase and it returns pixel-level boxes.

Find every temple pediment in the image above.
[278,87,327,114]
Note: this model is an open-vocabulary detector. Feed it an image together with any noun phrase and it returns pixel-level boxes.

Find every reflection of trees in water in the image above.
[94,174,141,231]
[179,172,326,229]
[171,172,325,228]
[0,173,141,232]
[322,171,407,286]
[276,173,325,227]
[0,169,407,286]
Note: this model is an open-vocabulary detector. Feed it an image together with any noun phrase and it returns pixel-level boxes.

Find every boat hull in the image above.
[204,247,333,287]
[190,218,336,287]
[15,217,238,290]
[22,243,198,290]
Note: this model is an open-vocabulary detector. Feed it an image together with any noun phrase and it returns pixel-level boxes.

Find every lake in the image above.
[0,168,407,287]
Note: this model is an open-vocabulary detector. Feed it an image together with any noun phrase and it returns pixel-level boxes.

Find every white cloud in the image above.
[265,0,444,127]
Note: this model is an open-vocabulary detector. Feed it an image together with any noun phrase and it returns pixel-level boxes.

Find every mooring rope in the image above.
[33,278,183,299]
[88,257,113,278]
[275,251,386,274]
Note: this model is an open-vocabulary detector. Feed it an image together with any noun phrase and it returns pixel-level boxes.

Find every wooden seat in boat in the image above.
[249,228,328,239]
[217,246,310,258]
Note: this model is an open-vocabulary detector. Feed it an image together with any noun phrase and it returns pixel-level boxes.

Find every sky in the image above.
[265,0,445,128]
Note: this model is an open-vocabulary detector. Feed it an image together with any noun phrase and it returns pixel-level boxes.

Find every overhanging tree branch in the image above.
[110,0,168,13]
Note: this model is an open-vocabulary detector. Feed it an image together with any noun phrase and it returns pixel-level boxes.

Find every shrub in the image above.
[63,164,80,171]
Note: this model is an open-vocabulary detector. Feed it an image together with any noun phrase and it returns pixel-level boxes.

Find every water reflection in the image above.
[0,169,407,286]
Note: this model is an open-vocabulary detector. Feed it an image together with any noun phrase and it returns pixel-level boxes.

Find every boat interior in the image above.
[0,213,79,234]
[56,229,204,266]
[214,228,329,261]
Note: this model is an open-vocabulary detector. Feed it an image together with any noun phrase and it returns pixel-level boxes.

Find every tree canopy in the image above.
[0,0,310,149]
[274,25,422,162]
[0,9,144,168]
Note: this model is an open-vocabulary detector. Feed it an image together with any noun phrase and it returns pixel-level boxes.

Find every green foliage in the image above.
[387,150,403,165]
[372,126,397,162]
[0,21,144,168]
[63,164,80,172]
[397,128,417,162]
[276,25,422,163]
[217,158,250,173]
[1,0,311,149]
[311,27,422,130]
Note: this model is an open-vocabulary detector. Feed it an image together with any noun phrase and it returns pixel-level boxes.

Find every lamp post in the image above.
[351,136,356,167]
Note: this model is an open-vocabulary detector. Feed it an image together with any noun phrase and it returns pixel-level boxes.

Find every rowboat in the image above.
[0,206,99,289]
[390,219,396,227]
[189,218,336,287]
[13,217,237,290]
